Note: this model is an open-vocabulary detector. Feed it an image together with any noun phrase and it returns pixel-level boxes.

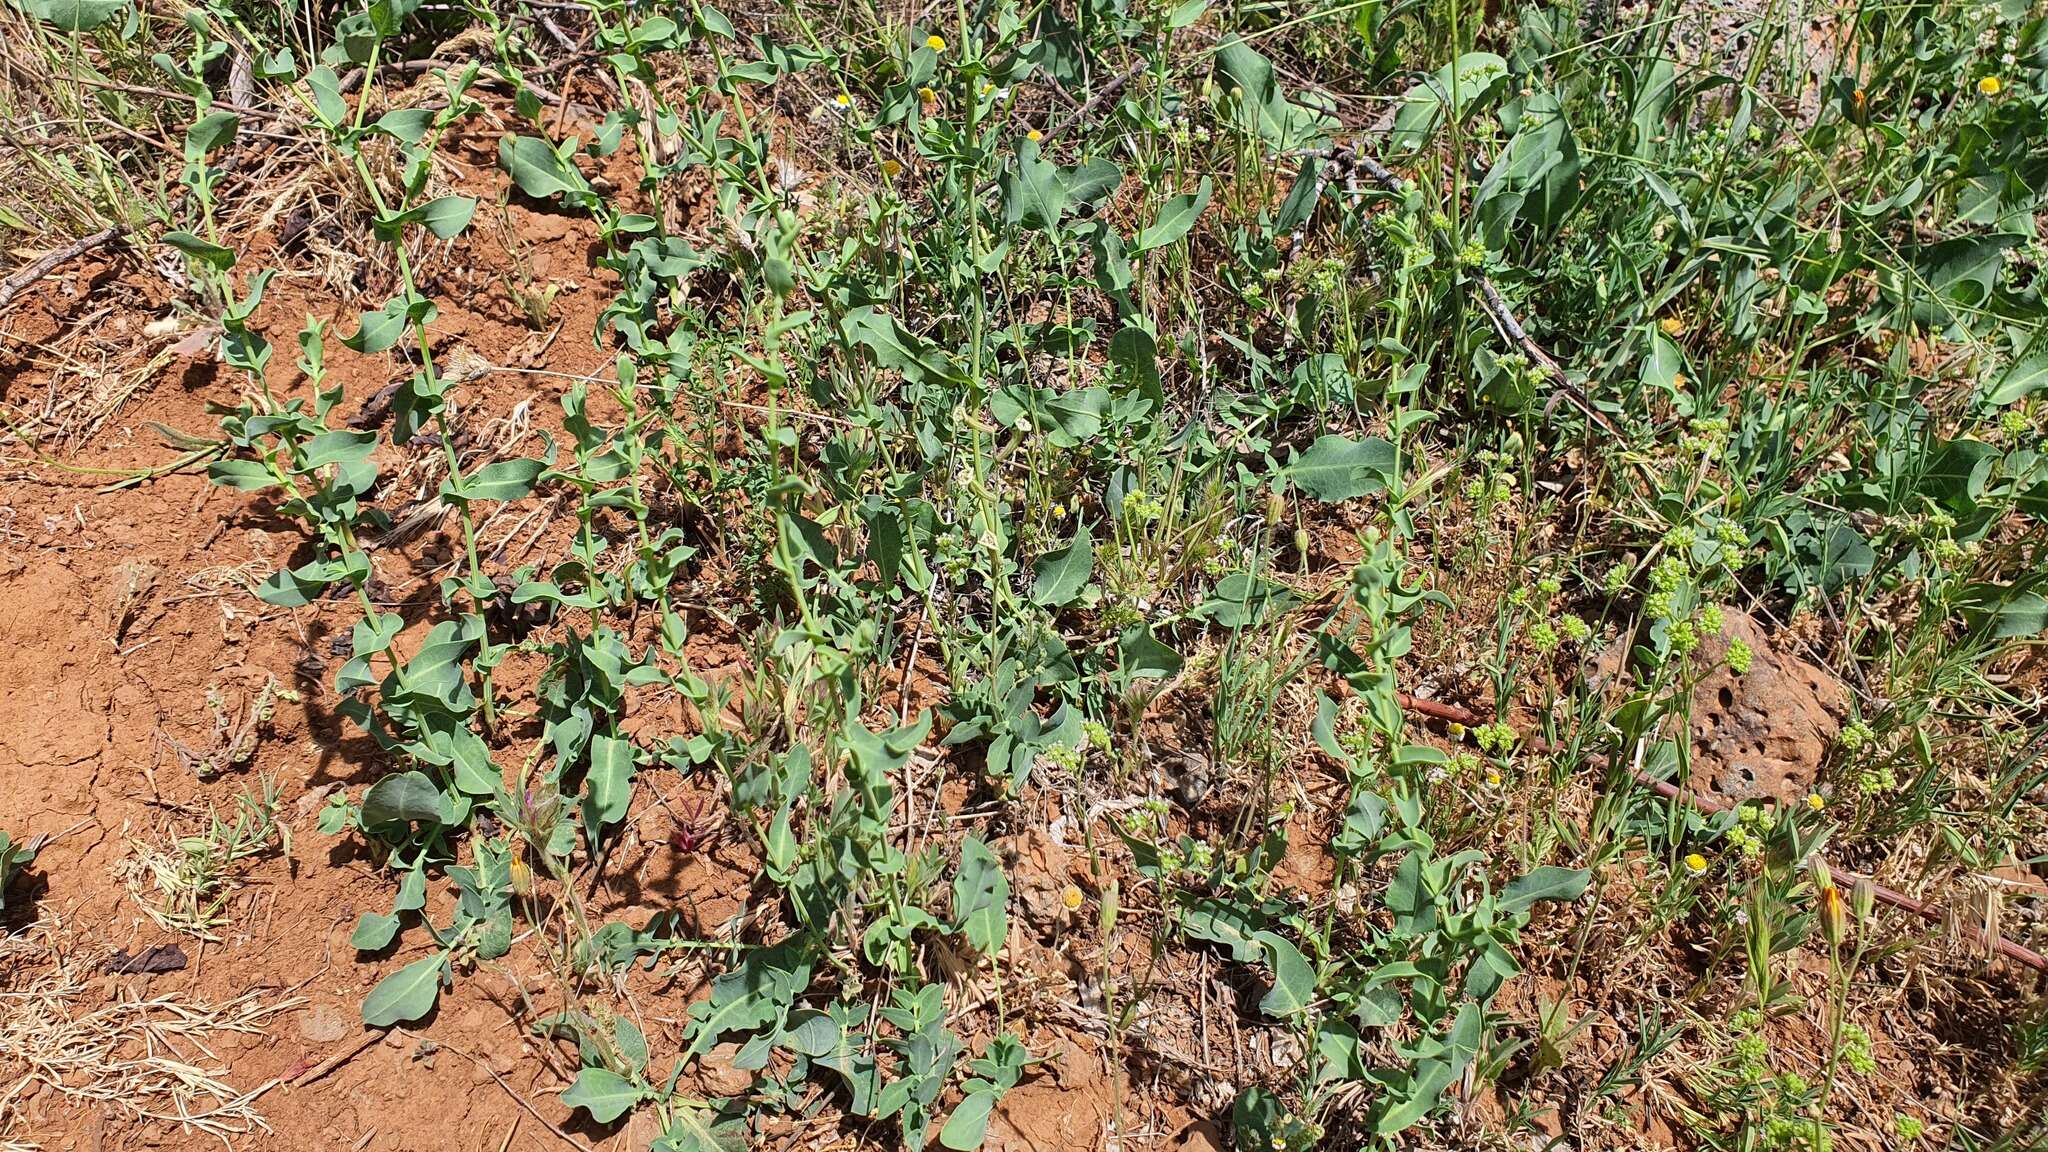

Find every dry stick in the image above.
[288,1027,388,1087]
[0,226,124,313]
[1043,59,1149,144]
[1394,695,2048,973]
[1314,143,1627,443]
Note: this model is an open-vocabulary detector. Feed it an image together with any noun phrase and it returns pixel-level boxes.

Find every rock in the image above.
[296,1003,351,1044]
[1687,609,1847,803]
[696,1042,754,1097]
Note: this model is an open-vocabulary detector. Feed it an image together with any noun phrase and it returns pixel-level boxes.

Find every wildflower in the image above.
[1659,316,1686,336]
[1484,768,1503,788]
[1026,128,1043,142]
[1978,75,2002,95]
[1060,884,1085,911]
[1807,793,1827,811]
[1726,638,1753,675]
[917,85,938,105]
[880,159,902,179]
[830,92,855,114]
[925,33,946,51]
[1683,852,1708,874]
[1818,882,1847,946]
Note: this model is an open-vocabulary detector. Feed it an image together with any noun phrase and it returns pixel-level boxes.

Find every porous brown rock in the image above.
[1686,609,1848,803]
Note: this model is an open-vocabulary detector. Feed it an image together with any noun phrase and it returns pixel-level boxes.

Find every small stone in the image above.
[296,1003,351,1044]
[697,1042,753,1096]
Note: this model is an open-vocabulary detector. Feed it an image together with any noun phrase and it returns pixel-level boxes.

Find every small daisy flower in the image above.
[881,159,902,179]
[1683,852,1708,874]
[925,33,946,51]
[917,85,938,105]
[1659,316,1686,336]
[1060,884,1084,911]
[1025,128,1043,142]
[1978,75,2003,95]
[1807,793,1827,811]
[829,92,856,114]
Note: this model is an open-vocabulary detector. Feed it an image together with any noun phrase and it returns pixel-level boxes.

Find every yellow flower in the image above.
[1978,75,2002,96]
[881,159,903,179]
[917,85,938,104]
[1807,793,1827,811]
[1485,769,1503,788]
[1060,884,1084,911]
[832,92,853,110]
[925,34,946,52]
[1026,128,1043,142]
[1659,316,1686,337]
[1818,883,1847,946]
[1683,852,1708,874]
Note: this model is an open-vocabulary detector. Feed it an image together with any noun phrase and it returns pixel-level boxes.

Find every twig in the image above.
[0,227,124,313]
[1391,693,2048,973]
[1044,59,1149,144]
[1304,143,1626,441]
[289,1028,387,1087]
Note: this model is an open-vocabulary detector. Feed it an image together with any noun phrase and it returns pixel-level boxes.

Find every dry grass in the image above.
[0,916,300,1149]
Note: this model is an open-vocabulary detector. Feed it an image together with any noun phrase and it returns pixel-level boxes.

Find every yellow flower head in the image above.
[1807,793,1827,811]
[1978,75,2003,96]
[1060,884,1085,911]
[833,92,853,108]
[881,159,903,179]
[1026,128,1044,142]
[917,85,938,104]
[1659,317,1686,337]
[925,34,946,52]
[1683,852,1708,874]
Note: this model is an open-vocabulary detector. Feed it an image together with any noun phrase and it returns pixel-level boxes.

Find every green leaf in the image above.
[446,457,544,504]
[583,733,638,834]
[207,459,276,491]
[1255,931,1315,1018]
[1213,36,1336,149]
[952,836,1009,955]
[1117,626,1182,680]
[560,1067,643,1124]
[1131,177,1211,253]
[162,231,236,271]
[308,66,348,126]
[1179,896,1268,961]
[374,108,434,145]
[938,1090,997,1150]
[498,135,590,201]
[350,911,400,951]
[1497,865,1590,916]
[19,0,129,31]
[1030,522,1093,607]
[410,195,477,239]
[1060,158,1122,207]
[1287,435,1395,502]
[184,111,239,160]
[841,306,960,384]
[1985,329,2048,406]
[360,770,447,828]
[361,952,445,1026]
[1001,139,1067,232]
[1387,53,1510,154]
